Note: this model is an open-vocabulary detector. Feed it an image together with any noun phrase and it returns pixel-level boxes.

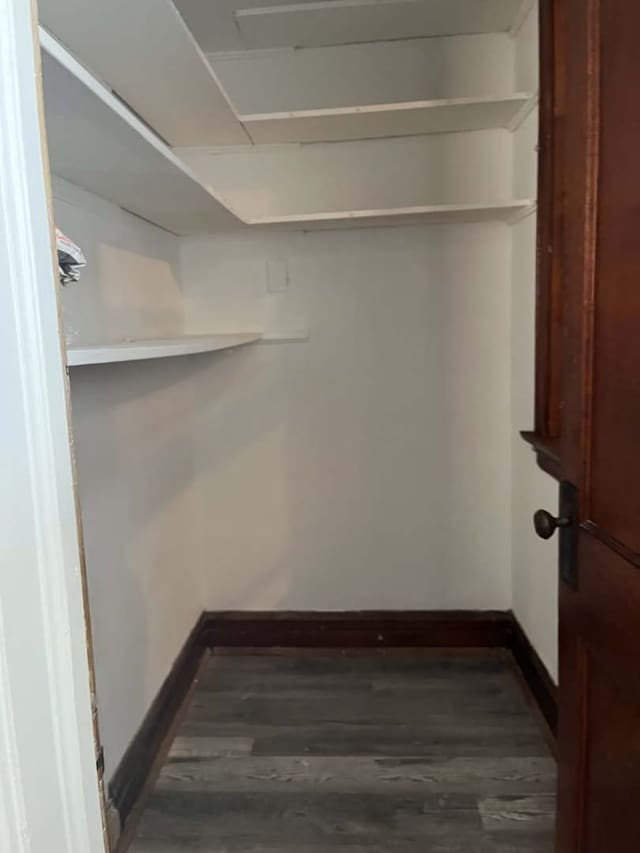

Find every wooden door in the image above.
[550,1,640,850]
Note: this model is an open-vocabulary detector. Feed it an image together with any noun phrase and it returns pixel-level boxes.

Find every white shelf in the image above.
[209,35,518,119]
[67,333,262,366]
[248,201,535,230]
[234,0,526,50]
[179,131,526,227]
[40,30,242,236]
[37,1,247,146]
[241,94,536,144]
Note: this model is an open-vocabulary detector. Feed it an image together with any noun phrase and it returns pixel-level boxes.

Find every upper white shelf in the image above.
[67,333,262,366]
[208,32,536,143]
[40,30,242,236]
[37,0,247,147]
[233,0,527,50]
[240,94,536,144]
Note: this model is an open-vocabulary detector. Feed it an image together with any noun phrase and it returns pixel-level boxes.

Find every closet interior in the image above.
[35,0,553,836]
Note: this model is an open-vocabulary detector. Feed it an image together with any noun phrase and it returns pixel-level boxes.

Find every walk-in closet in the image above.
[27,0,556,847]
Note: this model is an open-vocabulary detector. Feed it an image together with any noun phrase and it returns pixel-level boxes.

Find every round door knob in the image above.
[533,509,571,540]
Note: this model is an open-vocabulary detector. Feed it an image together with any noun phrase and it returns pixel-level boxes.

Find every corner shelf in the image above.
[40,29,242,236]
[241,94,537,144]
[67,333,262,366]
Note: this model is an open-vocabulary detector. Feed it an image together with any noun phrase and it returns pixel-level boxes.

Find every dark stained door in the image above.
[554,1,640,850]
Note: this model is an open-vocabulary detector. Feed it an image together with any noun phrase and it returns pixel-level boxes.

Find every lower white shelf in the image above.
[67,333,262,366]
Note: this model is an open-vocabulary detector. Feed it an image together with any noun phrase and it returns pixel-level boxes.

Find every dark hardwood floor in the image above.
[128,651,556,852]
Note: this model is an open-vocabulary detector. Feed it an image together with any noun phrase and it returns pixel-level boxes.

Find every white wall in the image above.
[55,181,205,780]
[69,360,204,780]
[58,195,516,772]
[181,224,513,610]
[510,1,558,680]
[54,179,184,347]
[515,0,539,92]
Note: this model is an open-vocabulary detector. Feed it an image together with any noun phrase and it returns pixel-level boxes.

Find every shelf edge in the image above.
[246,200,535,226]
[67,333,262,367]
[238,93,536,123]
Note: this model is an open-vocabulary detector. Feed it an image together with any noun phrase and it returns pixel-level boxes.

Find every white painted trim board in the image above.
[0,0,107,849]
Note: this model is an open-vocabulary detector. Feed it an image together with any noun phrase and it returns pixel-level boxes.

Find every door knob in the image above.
[533,509,571,540]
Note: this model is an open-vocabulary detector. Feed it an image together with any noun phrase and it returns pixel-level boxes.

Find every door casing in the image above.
[0,0,108,849]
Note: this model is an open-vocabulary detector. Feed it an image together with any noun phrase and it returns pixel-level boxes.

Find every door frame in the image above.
[0,0,107,849]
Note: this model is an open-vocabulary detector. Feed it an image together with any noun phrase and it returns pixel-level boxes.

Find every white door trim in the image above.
[0,0,107,850]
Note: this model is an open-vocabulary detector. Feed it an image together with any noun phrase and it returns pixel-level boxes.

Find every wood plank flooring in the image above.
[128,652,556,852]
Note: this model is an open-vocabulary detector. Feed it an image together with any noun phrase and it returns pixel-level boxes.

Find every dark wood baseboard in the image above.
[109,612,210,833]
[507,612,558,737]
[202,610,513,649]
[111,608,557,840]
